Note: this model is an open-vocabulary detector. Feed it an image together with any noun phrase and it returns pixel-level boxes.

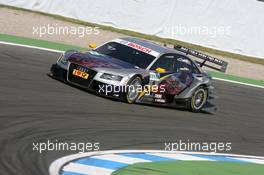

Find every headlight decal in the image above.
[100,73,123,81]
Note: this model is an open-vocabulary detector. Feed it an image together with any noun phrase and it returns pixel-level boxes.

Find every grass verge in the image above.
[112,161,264,175]
[208,71,264,87]
[0,33,86,51]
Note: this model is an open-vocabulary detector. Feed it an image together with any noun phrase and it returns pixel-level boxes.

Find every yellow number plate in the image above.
[72,69,89,79]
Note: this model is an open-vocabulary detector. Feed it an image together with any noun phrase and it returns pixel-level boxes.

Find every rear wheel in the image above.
[189,86,208,112]
[125,76,142,104]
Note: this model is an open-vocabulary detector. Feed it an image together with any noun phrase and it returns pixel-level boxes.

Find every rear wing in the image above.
[173,45,228,72]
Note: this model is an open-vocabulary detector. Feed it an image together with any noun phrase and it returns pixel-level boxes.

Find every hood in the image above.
[68,51,139,70]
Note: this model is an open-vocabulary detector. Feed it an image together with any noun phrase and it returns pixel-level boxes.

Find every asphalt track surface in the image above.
[0,44,263,175]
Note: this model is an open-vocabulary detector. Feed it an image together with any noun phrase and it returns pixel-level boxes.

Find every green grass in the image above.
[112,161,264,175]
[1,4,264,65]
[0,33,86,51]
[208,71,264,86]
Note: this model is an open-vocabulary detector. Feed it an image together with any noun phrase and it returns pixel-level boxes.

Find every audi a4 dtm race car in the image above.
[49,37,228,112]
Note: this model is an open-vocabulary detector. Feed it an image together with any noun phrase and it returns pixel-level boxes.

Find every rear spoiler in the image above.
[173,45,228,72]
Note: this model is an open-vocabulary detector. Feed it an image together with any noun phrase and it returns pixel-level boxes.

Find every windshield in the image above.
[95,42,156,69]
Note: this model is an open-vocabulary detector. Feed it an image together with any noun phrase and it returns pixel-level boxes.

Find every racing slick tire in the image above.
[125,76,142,104]
[188,86,208,112]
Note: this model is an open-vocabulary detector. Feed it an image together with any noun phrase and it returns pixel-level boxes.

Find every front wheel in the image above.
[125,76,142,104]
[188,86,208,112]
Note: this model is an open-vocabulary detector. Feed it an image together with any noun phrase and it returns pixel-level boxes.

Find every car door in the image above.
[149,53,198,95]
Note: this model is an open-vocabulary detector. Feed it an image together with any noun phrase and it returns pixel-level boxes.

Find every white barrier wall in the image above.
[1,0,264,58]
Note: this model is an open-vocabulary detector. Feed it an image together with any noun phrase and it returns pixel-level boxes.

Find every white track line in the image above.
[231,157,264,164]
[212,77,264,89]
[63,163,113,175]
[91,154,151,164]
[148,152,212,161]
[0,41,263,89]
[0,41,63,53]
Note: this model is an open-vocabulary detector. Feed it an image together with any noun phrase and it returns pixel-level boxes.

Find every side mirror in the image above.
[89,43,97,49]
[155,67,166,73]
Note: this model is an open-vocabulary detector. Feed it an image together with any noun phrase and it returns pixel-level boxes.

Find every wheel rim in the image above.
[127,78,141,102]
[192,88,207,110]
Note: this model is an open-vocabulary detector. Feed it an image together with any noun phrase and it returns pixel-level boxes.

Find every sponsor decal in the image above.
[127,42,152,54]
[113,38,160,57]
[154,93,166,103]
[72,69,89,79]
[154,94,163,99]
[154,98,166,103]
[149,72,160,81]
